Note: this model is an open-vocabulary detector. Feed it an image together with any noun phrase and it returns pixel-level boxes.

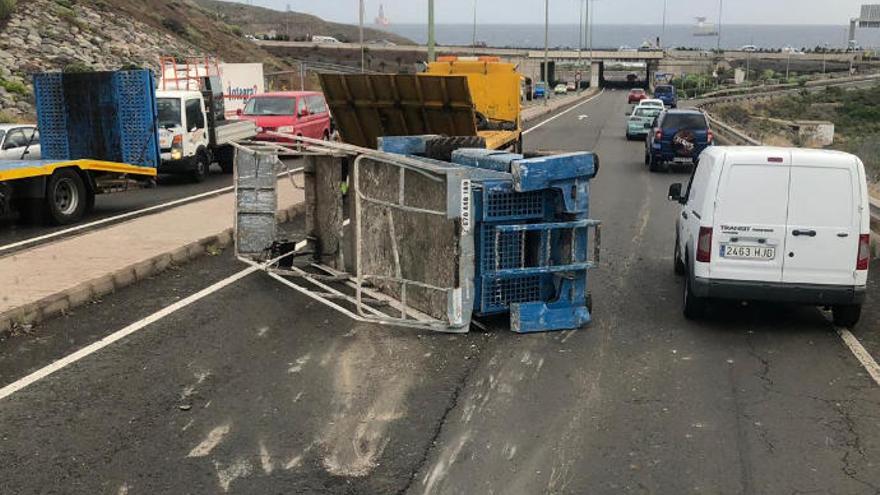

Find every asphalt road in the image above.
[0,167,234,247]
[1,91,879,494]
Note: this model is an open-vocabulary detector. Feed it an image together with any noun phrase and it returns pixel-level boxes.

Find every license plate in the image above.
[673,157,693,164]
[721,245,776,260]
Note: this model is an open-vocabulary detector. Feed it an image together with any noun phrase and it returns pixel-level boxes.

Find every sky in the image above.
[240,0,874,26]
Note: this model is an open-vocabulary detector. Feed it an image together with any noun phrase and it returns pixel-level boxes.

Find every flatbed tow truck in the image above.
[0,70,159,225]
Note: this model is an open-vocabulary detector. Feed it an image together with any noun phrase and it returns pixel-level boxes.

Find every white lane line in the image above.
[0,265,259,401]
[0,167,303,256]
[522,89,606,136]
[836,327,880,386]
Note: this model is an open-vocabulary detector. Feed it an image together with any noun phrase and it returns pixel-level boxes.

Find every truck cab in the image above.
[157,89,256,182]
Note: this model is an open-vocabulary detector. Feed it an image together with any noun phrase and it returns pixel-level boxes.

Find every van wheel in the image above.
[322,130,330,141]
[832,304,862,328]
[683,269,706,320]
[674,236,686,276]
[190,153,208,183]
[46,169,87,225]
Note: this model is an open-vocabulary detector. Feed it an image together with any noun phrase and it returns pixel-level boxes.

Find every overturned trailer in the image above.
[233,134,601,333]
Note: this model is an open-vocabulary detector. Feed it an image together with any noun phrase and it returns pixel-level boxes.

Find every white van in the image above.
[668,146,871,327]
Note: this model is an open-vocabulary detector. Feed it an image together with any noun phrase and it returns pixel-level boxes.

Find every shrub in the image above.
[63,62,92,73]
[0,111,17,123]
[161,17,187,36]
[0,77,28,96]
[0,0,16,22]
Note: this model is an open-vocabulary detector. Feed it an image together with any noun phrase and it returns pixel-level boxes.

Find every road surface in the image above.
[1,90,879,494]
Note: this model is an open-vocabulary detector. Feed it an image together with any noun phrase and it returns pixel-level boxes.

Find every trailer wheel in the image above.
[46,169,87,225]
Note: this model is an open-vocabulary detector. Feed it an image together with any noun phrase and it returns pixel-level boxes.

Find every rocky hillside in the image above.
[194,0,411,45]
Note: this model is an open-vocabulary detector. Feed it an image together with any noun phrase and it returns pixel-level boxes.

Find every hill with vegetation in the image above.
[194,0,411,44]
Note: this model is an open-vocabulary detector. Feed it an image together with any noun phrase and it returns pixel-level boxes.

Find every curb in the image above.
[0,202,305,338]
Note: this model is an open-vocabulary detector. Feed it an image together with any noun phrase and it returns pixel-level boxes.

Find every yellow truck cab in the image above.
[425,57,523,152]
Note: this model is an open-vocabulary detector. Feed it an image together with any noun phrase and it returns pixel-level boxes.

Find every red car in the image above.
[627,88,647,104]
[237,91,332,142]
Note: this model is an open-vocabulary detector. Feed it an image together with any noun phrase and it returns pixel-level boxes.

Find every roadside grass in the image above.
[0,77,29,96]
[715,85,880,181]
[0,0,15,22]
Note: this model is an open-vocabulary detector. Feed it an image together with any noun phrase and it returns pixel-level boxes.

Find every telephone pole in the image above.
[428,0,436,62]
[359,0,365,72]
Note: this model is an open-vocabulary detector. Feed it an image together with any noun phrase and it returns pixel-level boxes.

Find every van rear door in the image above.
[782,152,861,285]
[711,150,791,283]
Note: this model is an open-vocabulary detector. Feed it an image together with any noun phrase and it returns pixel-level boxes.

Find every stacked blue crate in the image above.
[457,149,600,333]
[377,137,600,333]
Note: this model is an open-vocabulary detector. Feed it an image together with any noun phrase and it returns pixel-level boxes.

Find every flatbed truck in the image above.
[0,70,160,225]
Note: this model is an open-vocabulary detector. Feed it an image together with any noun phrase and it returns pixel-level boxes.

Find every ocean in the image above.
[383,24,880,50]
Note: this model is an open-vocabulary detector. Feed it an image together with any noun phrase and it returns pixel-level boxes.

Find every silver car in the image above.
[0,124,41,160]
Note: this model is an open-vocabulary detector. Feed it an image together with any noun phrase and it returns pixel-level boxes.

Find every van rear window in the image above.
[717,164,790,225]
[655,86,673,94]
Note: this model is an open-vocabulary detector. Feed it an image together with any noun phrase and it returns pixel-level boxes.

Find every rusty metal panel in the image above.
[319,74,478,149]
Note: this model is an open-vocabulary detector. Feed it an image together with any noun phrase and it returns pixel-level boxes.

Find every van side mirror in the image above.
[668,183,683,202]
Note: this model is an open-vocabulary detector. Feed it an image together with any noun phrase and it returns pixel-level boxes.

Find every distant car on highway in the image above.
[653,84,678,108]
[625,106,662,140]
[566,81,577,92]
[627,88,647,104]
[554,84,568,95]
[0,124,40,160]
[533,82,547,99]
[618,45,638,53]
[645,109,713,171]
[741,45,757,52]
[636,99,665,110]
[667,147,870,327]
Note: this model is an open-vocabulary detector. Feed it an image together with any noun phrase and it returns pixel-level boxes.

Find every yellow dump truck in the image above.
[319,56,523,152]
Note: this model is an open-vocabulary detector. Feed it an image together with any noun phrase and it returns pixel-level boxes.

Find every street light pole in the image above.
[587,0,593,87]
[661,0,667,49]
[359,0,365,72]
[716,0,724,52]
[428,0,436,62]
[786,50,792,80]
[543,0,549,105]
[822,43,828,74]
[472,0,478,53]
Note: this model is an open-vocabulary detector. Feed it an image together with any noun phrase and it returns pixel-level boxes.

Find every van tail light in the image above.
[172,134,182,146]
[707,130,714,143]
[696,227,713,263]
[655,129,663,141]
[857,234,870,270]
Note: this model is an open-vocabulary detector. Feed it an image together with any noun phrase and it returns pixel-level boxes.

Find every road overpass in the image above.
[255,40,664,87]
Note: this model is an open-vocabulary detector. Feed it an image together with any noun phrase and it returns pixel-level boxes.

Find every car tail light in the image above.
[654,129,663,141]
[697,227,713,263]
[857,234,870,270]
[707,130,714,143]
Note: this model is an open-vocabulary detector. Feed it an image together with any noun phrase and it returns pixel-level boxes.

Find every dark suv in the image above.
[653,84,678,108]
[645,109,714,172]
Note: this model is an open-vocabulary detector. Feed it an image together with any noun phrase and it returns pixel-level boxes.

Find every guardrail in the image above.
[871,198,880,229]
[704,111,762,146]
[694,74,880,107]
[697,73,880,100]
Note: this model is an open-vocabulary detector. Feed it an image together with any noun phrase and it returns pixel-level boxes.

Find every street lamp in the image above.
[822,42,829,74]
[716,0,724,52]
[428,0,436,62]
[543,0,549,105]
[359,0,365,72]
[472,0,478,52]
[661,0,667,49]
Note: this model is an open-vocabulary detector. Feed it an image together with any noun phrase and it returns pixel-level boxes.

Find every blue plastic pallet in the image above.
[33,70,160,170]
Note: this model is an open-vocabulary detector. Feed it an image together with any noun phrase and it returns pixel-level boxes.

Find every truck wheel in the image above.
[683,267,706,320]
[46,169,87,225]
[190,153,209,183]
[218,147,235,174]
[832,304,862,328]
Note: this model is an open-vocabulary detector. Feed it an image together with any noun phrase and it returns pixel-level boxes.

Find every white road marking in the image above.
[215,458,253,492]
[522,89,605,136]
[0,168,303,256]
[188,424,232,457]
[837,327,880,386]
[259,440,274,474]
[0,266,259,401]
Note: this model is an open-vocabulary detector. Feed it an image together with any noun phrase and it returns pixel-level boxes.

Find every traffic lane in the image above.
[411,90,880,494]
[0,255,486,494]
[0,169,231,247]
